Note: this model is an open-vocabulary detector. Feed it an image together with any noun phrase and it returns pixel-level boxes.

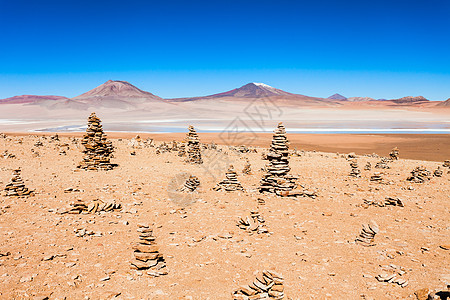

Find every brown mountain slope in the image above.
[0,95,68,104]
[73,80,162,100]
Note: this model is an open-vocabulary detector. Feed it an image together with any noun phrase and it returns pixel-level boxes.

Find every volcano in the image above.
[73,80,161,100]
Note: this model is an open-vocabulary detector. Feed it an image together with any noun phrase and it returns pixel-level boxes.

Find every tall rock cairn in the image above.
[186,125,202,164]
[258,123,297,194]
[4,169,34,197]
[77,113,116,171]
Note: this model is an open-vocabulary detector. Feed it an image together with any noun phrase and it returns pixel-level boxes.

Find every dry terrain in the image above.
[0,132,449,299]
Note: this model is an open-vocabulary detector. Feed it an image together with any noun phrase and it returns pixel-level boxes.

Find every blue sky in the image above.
[0,0,449,100]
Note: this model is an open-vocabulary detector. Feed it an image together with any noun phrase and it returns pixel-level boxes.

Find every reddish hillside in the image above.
[0,95,68,104]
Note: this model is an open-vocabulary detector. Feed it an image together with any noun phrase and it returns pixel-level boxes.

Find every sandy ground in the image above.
[0,133,449,299]
[6,132,450,162]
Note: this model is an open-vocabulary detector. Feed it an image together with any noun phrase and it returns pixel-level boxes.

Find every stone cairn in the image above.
[178,175,200,192]
[185,125,202,164]
[242,158,252,175]
[407,166,432,183]
[355,221,379,247]
[236,211,268,234]
[178,142,186,157]
[375,157,391,169]
[364,162,372,170]
[370,172,384,183]
[77,112,116,171]
[258,123,297,195]
[434,167,443,177]
[213,165,244,191]
[444,160,450,168]
[349,159,361,177]
[233,270,285,300]
[4,169,34,197]
[389,147,400,160]
[130,224,167,277]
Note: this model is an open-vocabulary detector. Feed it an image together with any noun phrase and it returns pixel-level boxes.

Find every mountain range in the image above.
[0,80,447,109]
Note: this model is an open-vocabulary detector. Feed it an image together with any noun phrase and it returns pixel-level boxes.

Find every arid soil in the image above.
[0,133,449,299]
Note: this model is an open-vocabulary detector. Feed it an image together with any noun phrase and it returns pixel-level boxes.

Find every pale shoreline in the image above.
[3,132,449,162]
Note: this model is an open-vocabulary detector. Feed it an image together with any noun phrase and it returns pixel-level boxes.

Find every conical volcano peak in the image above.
[73,80,161,100]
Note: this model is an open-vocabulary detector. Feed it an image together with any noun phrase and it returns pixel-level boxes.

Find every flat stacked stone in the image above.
[258,123,297,195]
[178,142,186,157]
[389,147,400,160]
[355,221,379,247]
[4,169,34,197]
[178,175,200,192]
[407,166,432,183]
[242,158,252,175]
[213,165,244,191]
[233,270,285,300]
[236,211,268,234]
[63,199,121,214]
[77,112,116,171]
[130,225,167,277]
[349,159,361,177]
[185,125,202,164]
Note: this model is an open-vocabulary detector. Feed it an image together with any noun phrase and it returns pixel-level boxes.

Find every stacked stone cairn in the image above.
[77,112,116,171]
[434,167,443,177]
[349,159,361,177]
[355,221,379,246]
[130,224,167,277]
[233,270,285,300]
[213,165,244,191]
[49,133,59,142]
[389,147,400,160]
[178,142,186,157]
[364,162,372,170]
[34,139,43,147]
[242,158,252,175]
[236,211,268,234]
[186,125,202,164]
[375,157,391,169]
[4,169,34,197]
[178,175,200,192]
[258,123,297,196]
[370,172,384,183]
[407,166,432,183]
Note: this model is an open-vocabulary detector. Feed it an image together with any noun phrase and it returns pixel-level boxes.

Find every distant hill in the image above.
[389,96,429,104]
[347,97,376,102]
[73,80,161,100]
[436,98,450,107]
[327,93,347,100]
[0,95,68,104]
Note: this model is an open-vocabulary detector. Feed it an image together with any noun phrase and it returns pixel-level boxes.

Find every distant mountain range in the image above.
[0,80,447,109]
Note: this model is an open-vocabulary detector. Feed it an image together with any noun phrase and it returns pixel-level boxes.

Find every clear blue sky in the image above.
[1,0,449,100]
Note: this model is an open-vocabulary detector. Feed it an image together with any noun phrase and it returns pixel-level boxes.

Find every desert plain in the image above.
[0,127,449,299]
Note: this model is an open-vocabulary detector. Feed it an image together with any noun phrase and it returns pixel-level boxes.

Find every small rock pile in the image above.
[130,224,167,277]
[49,133,59,142]
[233,270,285,300]
[407,166,432,183]
[434,167,443,177]
[34,140,43,147]
[0,133,6,138]
[64,199,121,214]
[362,197,404,208]
[242,158,252,175]
[370,172,384,183]
[4,169,34,197]
[2,150,15,159]
[443,160,450,168]
[349,159,361,177]
[355,221,379,246]
[77,112,116,170]
[259,123,297,195]
[178,175,200,192]
[178,142,186,157]
[375,157,391,169]
[186,125,203,164]
[376,273,408,288]
[364,162,372,170]
[213,165,244,191]
[389,147,400,160]
[236,211,268,234]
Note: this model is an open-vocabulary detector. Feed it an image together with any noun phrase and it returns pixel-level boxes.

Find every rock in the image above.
[355,221,378,246]
[213,165,245,192]
[185,125,202,164]
[233,270,285,299]
[3,169,34,197]
[130,225,167,275]
[407,166,432,183]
